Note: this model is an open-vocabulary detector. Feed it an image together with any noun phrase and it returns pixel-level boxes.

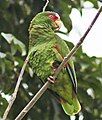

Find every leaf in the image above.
[78,88,93,107]
[59,0,72,32]
[0,52,6,58]
[1,32,13,44]
[1,32,26,56]
[0,0,10,10]
[10,43,17,56]
[0,59,5,74]
[13,38,26,56]
[86,0,98,8]
[0,96,8,117]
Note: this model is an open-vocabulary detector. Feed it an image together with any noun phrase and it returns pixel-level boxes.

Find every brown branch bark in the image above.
[3,55,29,120]
[15,6,102,120]
[3,1,50,119]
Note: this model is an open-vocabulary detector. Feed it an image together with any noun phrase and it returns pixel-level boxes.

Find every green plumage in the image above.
[29,11,81,115]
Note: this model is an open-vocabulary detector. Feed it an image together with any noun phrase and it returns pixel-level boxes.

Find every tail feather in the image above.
[61,97,81,116]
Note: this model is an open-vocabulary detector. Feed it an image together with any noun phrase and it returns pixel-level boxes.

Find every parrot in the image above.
[28,11,81,116]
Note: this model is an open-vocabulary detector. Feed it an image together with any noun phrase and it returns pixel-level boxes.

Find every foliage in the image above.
[0,0,102,120]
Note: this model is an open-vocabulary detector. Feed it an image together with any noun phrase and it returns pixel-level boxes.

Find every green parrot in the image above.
[28,11,81,116]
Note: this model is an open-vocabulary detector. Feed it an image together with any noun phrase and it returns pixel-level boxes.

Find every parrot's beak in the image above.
[54,19,62,30]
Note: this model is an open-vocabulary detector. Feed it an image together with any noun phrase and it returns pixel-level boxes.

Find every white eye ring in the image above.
[49,15,54,18]
[48,13,60,21]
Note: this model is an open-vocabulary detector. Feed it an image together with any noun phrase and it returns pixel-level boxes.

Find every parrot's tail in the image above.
[60,97,81,116]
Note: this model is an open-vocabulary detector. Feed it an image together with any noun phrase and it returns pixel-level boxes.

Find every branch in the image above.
[3,55,29,120]
[15,6,102,120]
[3,1,50,119]
[43,0,49,12]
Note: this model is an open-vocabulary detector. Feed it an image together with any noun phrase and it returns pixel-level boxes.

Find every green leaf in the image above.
[59,0,72,32]
[0,59,5,74]
[86,0,98,8]
[0,0,10,10]
[1,32,13,44]
[13,37,26,56]
[1,32,26,56]
[0,96,8,117]
[0,52,6,58]
[78,88,93,107]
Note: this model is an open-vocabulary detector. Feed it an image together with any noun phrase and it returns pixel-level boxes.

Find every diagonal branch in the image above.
[3,1,49,119]
[3,55,29,120]
[15,6,102,120]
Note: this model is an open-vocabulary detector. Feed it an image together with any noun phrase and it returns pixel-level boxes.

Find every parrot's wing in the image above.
[53,35,77,94]
[66,64,77,93]
[52,35,81,115]
[52,60,77,94]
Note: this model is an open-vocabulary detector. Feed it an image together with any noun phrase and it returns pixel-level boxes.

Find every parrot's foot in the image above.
[47,76,55,84]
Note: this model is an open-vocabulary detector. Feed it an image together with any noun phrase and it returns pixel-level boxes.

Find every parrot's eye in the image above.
[48,14,60,21]
[47,12,61,30]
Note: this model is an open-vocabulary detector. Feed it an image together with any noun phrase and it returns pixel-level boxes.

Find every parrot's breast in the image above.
[29,41,56,80]
[29,40,73,103]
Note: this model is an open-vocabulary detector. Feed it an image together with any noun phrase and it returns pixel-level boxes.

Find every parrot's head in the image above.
[32,11,62,31]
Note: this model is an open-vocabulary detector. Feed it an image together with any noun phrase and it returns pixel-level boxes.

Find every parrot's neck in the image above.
[29,24,55,47]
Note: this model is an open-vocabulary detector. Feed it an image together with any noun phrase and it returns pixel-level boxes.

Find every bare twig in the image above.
[43,0,49,12]
[3,1,50,119]
[15,81,49,120]
[15,6,102,120]
[3,55,29,120]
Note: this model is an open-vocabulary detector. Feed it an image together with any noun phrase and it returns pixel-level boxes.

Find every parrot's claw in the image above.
[47,76,55,84]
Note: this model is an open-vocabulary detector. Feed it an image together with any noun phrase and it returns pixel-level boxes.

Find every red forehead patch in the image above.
[48,13,59,21]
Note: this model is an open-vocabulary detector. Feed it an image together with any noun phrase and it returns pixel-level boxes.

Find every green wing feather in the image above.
[61,96,81,115]
[51,35,81,115]
[29,34,81,116]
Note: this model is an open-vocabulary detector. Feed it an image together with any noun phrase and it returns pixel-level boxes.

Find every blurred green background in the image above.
[0,0,102,120]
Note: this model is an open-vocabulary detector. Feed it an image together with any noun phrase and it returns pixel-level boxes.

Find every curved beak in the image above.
[54,19,62,30]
